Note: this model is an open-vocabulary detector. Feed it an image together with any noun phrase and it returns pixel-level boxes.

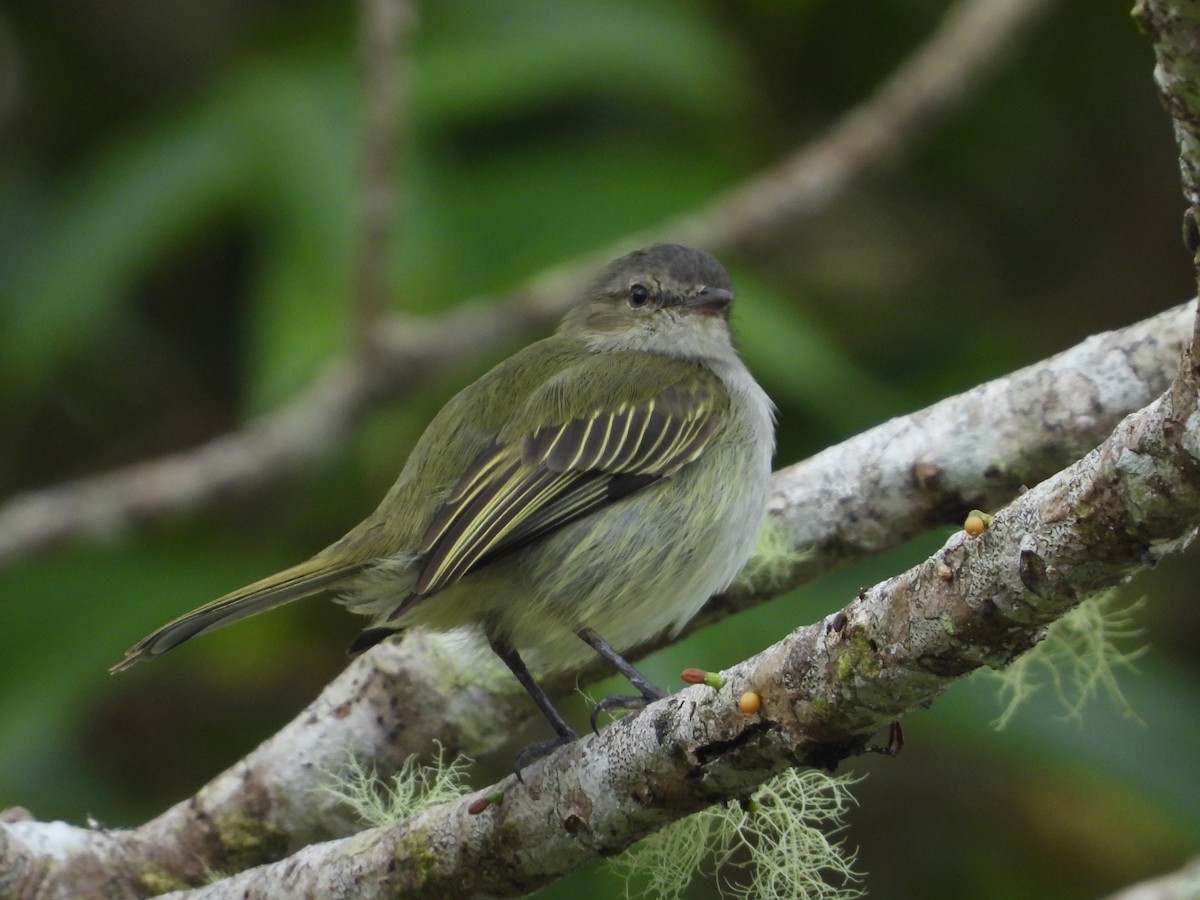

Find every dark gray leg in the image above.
[487,633,578,777]
[577,627,665,732]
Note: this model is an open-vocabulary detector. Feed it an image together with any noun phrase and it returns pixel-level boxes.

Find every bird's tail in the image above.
[110,556,367,672]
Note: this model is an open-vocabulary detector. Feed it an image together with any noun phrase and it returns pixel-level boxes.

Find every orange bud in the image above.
[964,509,992,536]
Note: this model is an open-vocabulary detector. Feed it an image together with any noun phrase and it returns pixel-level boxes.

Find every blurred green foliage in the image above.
[1,1,1198,897]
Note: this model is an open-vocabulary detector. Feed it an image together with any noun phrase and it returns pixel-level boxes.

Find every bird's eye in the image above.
[628,284,650,308]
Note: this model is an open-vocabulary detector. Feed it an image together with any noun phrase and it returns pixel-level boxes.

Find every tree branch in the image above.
[1137,0,1200,209]
[183,290,1200,894]
[0,360,371,565]
[0,0,1053,568]
[15,311,1194,898]
[1138,0,1200,345]
[723,301,1192,607]
[665,0,1056,253]
[1101,855,1200,900]
[0,296,1192,898]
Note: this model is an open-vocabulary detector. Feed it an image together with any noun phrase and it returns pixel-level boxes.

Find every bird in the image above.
[112,243,776,767]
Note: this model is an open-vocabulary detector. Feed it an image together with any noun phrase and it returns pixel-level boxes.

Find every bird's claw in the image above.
[589,687,665,733]
[512,729,579,783]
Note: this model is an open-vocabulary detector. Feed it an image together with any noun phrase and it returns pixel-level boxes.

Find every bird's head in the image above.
[560,244,739,360]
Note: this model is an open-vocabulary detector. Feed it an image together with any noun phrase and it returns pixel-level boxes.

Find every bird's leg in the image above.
[576,627,666,732]
[486,633,578,778]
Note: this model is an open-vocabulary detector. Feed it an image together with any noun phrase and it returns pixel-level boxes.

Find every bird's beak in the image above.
[687,287,734,316]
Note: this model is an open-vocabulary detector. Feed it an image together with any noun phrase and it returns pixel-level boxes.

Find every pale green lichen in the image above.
[808,697,837,721]
[615,768,864,900]
[835,629,881,683]
[211,810,289,872]
[317,743,473,827]
[394,825,441,880]
[987,591,1146,729]
[732,517,815,596]
[137,864,191,895]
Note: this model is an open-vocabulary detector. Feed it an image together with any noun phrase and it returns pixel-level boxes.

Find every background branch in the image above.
[1137,0,1200,209]
[0,0,1052,569]
[666,0,1055,253]
[351,0,412,359]
[1102,855,1200,900]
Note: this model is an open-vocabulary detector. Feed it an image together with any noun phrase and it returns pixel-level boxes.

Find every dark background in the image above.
[1,1,1197,897]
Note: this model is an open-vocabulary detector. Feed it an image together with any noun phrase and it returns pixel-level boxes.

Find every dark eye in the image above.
[628,283,650,308]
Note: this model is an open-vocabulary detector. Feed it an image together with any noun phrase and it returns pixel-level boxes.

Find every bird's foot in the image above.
[513,728,579,783]
[589,685,666,733]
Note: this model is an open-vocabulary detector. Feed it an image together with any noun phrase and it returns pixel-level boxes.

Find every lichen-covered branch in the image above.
[721,300,1192,609]
[0,295,1192,899]
[86,326,1200,898]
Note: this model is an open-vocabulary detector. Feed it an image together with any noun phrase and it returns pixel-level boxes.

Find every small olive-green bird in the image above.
[113,244,775,762]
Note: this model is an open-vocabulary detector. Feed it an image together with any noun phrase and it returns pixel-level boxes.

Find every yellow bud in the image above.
[964,509,992,536]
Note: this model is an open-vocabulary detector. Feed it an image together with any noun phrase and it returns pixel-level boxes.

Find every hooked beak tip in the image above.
[689,287,734,316]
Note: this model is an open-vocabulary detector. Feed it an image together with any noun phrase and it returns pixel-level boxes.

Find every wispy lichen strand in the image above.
[987,592,1147,729]
[318,744,473,827]
[617,769,864,900]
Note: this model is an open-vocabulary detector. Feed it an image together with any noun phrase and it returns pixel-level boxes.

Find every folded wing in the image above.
[404,381,720,605]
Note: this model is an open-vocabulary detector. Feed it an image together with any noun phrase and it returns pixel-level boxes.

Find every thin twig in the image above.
[0,360,369,563]
[351,0,413,360]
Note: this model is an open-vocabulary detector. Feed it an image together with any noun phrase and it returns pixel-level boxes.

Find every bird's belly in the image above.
[496,457,769,671]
